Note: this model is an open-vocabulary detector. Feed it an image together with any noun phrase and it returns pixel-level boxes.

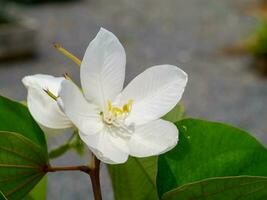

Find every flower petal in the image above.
[79,129,129,164]
[129,119,178,157]
[120,65,187,125]
[22,74,72,129]
[58,80,103,135]
[81,28,126,111]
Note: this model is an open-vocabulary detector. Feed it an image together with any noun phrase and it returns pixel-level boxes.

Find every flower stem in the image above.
[44,165,91,174]
[44,154,102,200]
[89,155,102,200]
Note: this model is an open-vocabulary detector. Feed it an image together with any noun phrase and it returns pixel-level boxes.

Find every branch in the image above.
[43,165,91,174]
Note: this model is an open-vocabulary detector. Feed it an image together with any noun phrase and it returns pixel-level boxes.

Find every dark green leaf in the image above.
[0,131,48,200]
[157,119,267,198]
[0,191,7,200]
[0,95,47,149]
[162,176,267,200]
[109,156,158,200]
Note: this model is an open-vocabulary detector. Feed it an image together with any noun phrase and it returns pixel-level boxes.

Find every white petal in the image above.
[81,28,126,111]
[58,80,103,135]
[79,129,129,164]
[129,119,178,157]
[22,74,72,129]
[119,65,187,125]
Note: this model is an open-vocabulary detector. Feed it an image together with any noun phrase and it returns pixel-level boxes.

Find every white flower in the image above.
[22,74,72,130]
[58,28,188,164]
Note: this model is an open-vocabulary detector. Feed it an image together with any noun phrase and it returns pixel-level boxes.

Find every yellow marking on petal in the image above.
[53,43,81,67]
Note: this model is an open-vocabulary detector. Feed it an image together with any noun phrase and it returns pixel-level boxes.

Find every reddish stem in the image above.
[43,155,102,200]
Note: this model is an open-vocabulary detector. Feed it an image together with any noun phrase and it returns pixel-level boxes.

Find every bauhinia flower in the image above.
[22,74,72,130]
[58,28,188,164]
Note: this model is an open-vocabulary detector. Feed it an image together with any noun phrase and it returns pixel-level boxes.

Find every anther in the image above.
[43,88,58,101]
[63,73,72,80]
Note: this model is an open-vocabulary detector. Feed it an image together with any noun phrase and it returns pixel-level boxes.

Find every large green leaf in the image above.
[25,176,47,200]
[0,191,7,200]
[162,176,267,200]
[0,96,47,149]
[108,157,158,200]
[157,119,267,198]
[0,131,48,200]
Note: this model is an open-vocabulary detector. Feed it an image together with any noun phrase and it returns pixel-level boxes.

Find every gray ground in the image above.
[0,0,267,199]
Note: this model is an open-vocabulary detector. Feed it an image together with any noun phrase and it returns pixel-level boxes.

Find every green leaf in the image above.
[162,176,267,200]
[0,191,7,200]
[71,135,85,156]
[25,176,47,200]
[162,103,185,123]
[49,144,70,159]
[49,133,85,159]
[0,95,47,149]
[157,119,267,198]
[0,131,48,200]
[108,156,159,200]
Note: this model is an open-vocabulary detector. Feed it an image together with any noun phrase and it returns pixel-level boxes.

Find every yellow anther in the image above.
[43,89,58,101]
[106,99,133,118]
[111,107,123,116]
[53,42,81,67]
[123,99,133,113]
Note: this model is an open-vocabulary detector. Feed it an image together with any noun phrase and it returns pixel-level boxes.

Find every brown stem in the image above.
[44,165,91,174]
[43,155,102,200]
[89,155,102,200]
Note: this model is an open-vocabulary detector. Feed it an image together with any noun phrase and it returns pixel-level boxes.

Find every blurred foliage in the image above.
[0,0,77,20]
[0,0,10,24]
[246,20,267,57]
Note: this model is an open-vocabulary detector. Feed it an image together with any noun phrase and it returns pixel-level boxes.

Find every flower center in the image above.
[102,99,133,125]
[100,99,134,139]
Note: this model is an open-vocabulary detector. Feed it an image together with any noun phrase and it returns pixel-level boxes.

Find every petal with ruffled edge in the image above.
[129,119,178,157]
[58,80,103,135]
[22,74,72,129]
[119,65,187,125]
[81,28,126,112]
[79,129,129,164]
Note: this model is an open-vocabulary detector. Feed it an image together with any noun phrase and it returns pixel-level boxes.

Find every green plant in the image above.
[246,20,267,57]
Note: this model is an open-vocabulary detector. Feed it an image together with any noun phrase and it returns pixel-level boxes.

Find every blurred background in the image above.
[0,0,267,199]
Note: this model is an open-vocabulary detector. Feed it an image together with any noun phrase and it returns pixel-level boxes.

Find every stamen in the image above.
[123,99,133,113]
[111,107,123,116]
[53,42,81,66]
[43,88,58,101]
[102,99,135,138]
